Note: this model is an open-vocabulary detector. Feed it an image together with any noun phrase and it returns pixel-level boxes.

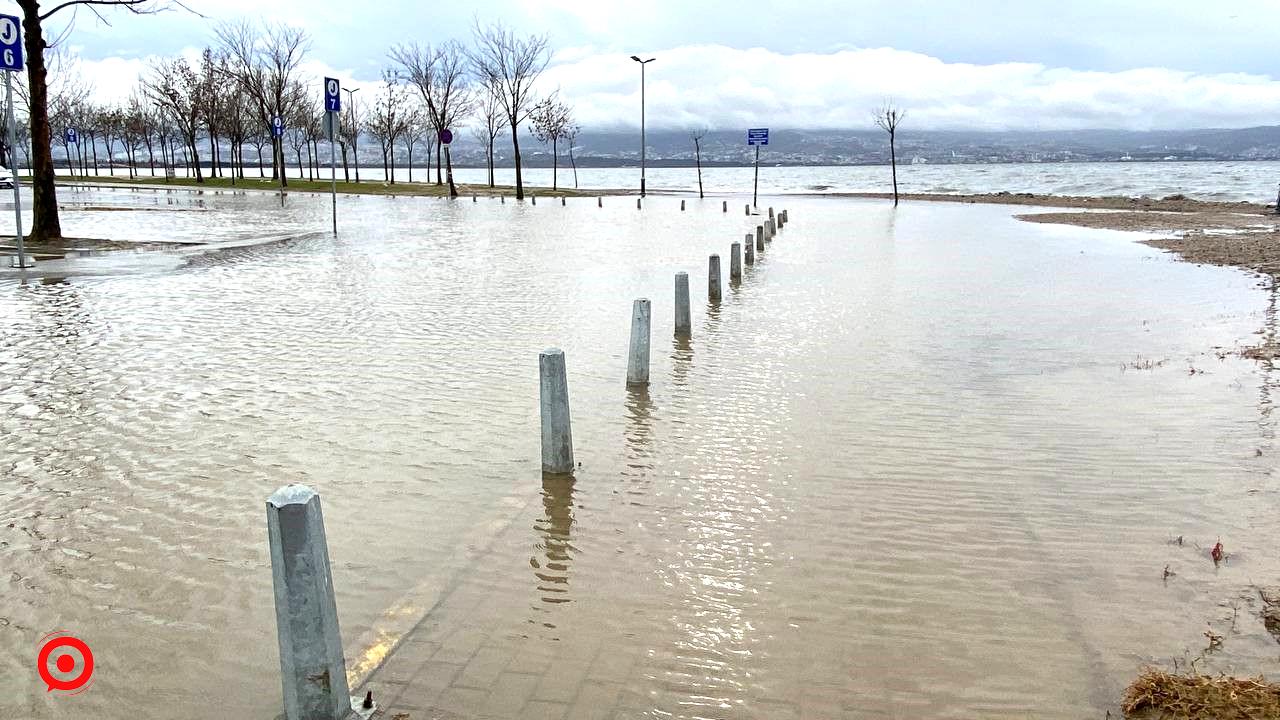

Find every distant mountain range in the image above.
[444,125,1280,168]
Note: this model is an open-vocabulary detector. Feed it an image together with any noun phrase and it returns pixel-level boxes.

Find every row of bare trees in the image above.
[14,0,574,241]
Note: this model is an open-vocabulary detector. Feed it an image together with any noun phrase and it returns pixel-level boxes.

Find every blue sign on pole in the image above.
[747,128,769,146]
[323,77,341,112]
[0,14,23,72]
[271,116,284,138]
[65,128,78,144]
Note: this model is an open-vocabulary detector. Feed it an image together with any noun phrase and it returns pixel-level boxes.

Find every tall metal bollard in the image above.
[730,242,742,283]
[266,485,351,720]
[722,200,727,213]
[539,349,574,474]
[708,255,722,302]
[681,200,686,211]
[675,272,692,336]
[626,299,652,386]
[744,233,755,265]
[756,225,765,252]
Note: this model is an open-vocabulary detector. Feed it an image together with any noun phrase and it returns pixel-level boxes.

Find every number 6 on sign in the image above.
[323,77,341,112]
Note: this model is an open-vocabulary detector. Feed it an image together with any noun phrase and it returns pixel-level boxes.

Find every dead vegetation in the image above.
[1122,669,1280,719]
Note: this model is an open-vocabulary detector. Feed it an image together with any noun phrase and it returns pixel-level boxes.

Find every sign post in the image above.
[747,128,769,209]
[323,78,340,235]
[439,128,456,198]
[271,115,285,204]
[0,13,28,268]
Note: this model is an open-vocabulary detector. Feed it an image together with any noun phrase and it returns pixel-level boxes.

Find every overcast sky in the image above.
[14,0,1280,131]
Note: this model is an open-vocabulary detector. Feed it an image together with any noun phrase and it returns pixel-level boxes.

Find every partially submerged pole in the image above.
[562,197,566,206]
[756,226,765,252]
[532,195,537,205]
[722,200,727,212]
[730,242,742,283]
[768,207,774,220]
[745,204,750,216]
[539,349,574,474]
[626,299,652,386]
[675,273,691,336]
[598,197,603,208]
[744,233,755,265]
[637,198,642,210]
[681,200,686,211]
[708,255,722,302]
[266,485,351,720]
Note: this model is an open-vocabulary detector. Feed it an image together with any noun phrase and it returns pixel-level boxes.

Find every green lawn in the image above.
[47,173,606,199]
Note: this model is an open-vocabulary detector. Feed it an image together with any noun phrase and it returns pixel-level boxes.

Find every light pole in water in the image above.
[630,55,655,198]
[343,87,360,183]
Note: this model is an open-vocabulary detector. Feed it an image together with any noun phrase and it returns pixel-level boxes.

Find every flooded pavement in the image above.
[1,188,1278,719]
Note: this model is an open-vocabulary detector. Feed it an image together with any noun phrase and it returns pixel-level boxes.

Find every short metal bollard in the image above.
[626,299,652,386]
[681,200,686,211]
[267,485,352,720]
[539,349,574,474]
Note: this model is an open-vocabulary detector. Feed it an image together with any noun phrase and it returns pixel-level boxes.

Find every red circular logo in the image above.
[36,632,94,695]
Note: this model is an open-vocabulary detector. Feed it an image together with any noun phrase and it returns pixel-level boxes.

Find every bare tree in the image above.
[216,19,310,187]
[391,40,475,190]
[14,0,192,240]
[121,95,150,179]
[145,57,205,182]
[469,78,506,188]
[399,104,429,184]
[467,21,548,200]
[873,101,906,206]
[530,94,571,191]
[565,121,580,189]
[690,128,707,199]
[366,69,407,184]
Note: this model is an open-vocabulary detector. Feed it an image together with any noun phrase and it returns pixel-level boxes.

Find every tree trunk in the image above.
[435,143,442,185]
[89,133,99,174]
[552,137,558,191]
[889,129,898,207]
[510,121,524,200]
[19,5,61,241]
[407,141,413,183]
[487,136,494,187]
[445,145,457,198]
[695,140,704,198]
[570,147,578,189]
[340,142,349,182]
[190,138,204,182]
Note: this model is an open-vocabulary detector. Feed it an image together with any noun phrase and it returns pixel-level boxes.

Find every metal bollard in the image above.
[562,197,566,206]
[626,299,652,386]
[266,485,352,720]
[539,349,574,474]
[722,200,727,212]
[708,255,722,302]
[681,200,686,211]
[598,197,603,208]
[637,198,642,210]
[745,204,750,216]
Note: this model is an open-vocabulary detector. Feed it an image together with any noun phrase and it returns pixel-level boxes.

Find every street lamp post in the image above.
[343,87,360,183]
[630,55,655,198]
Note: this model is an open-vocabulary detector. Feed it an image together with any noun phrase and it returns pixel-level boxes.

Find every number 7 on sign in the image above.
[324,77,341,112]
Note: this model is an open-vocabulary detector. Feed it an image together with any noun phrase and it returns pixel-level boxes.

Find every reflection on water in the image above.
[531,473,576,620]
[2,188,1278,719]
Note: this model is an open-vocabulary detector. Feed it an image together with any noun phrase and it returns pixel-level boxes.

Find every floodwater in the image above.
[63,158,1280,202]
[1,188,1278,719]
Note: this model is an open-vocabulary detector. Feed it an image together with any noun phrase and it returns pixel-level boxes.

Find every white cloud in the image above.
[60,41,1280,132]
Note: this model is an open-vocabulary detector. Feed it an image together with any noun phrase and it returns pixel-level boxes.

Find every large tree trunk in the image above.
[435,143,441,185]
[19,4,61,240]
[190,138,204,182]
[570,147,578,189]
[695,142,704,199]
[407,142,413,183]
[340,142,349,182]
[207,133,217,178]
[89,133,99,174]
[510,122,524,200]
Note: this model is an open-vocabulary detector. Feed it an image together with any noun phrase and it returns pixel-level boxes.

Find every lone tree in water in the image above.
[873,100,906,206]
[530,94,571,191]
[690,128,708,199]
[15,0,190,242]
[467,21,548,201]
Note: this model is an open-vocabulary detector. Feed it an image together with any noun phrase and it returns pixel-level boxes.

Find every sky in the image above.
[10,0,1280,132]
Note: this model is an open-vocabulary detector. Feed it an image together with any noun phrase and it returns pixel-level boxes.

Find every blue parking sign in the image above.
[323,77,341,112]
[65,128,78,144]
[0,14,23,72]
[271,116,284,138]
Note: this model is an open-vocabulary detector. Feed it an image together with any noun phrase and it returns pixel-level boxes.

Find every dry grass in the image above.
[1123,669,1280,719]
